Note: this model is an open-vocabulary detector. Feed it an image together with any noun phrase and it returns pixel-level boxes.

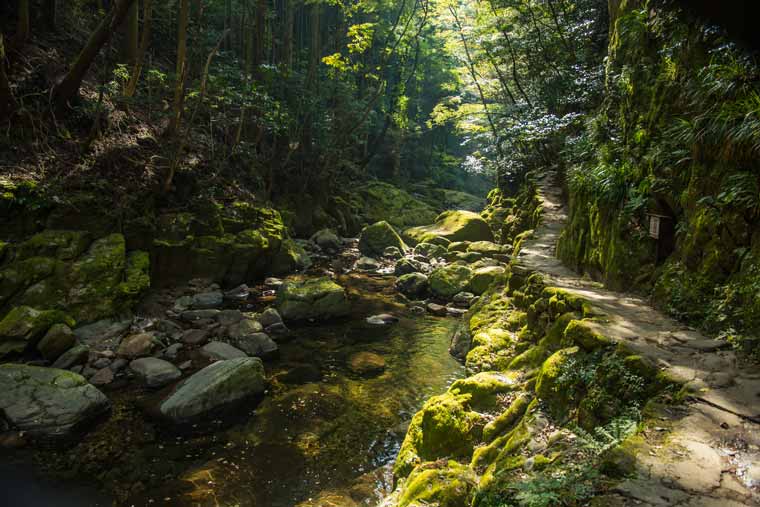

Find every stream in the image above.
[3,265,466,507]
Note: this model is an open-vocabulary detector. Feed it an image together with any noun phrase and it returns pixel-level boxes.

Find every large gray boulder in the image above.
[276,277,350,321]
[158,357,266,424]
[0,364,110,439]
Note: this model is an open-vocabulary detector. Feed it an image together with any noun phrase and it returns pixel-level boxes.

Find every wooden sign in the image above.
[649,215,661,239]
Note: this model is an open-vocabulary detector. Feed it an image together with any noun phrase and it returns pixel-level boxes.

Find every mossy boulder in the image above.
[0,364,110,439]
[397,461,477,507]
[449,371,517,409]
[276,277,350,321]
[356,181,438,228]
[429,264,473,299]
[0,306,75,358]
[396,272,429,298]
[564,320,612,351]
[469,265,507,295]
[394,392,483,478]
[36,323,76,361]
[535,346,580,417]
[404,210,494,245]
[269,239,312,276]
[358,221,407,257]
[413,242,447,259]
[5,233,150,324]
[467,241,510,256]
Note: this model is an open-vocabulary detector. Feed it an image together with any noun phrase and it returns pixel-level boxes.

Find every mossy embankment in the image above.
[384,267,680,507]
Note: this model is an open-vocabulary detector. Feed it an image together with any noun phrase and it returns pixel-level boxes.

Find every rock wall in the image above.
[556,0,760,343]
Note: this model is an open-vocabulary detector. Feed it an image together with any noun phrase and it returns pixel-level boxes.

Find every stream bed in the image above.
[4,270,466,507]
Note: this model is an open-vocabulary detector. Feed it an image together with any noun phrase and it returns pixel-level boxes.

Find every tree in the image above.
[52,0,139,109]
[124,0,153,98]
[122,0,139,65]
[15,0,30,43]
[0,34,16,118]
[166,0,190,136]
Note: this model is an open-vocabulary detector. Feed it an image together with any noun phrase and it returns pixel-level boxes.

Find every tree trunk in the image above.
[124,0,152,97]
[166,0,190,136]
[283,0,294,69]
[16,0,31,43]
[0,34,16,118]
[53,0,138,109]
[122,0,139,65]
[254,0,266,75]
[43,0,58,32]
[223,0,232,51]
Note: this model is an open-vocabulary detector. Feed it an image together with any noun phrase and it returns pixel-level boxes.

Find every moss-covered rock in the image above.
[396,272,429,298]
[358,221,407,257]
[535,347,580,418]
[404,210,494,245]
[429,264,473,299]
[469,265,507,295]
[276,277,350,321]
[563,319,612,351]
[269,239,312,276]
[16,230,92,261]
[394,392,483,478]
[449,371,517,409]
[397,461,477,507]
[0,306,75,358]
[355,181,438,228]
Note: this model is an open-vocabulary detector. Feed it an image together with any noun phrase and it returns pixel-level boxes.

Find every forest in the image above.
[0,0,759,506]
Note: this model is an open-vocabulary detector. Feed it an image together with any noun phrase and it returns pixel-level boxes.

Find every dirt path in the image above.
[515,170,760,506]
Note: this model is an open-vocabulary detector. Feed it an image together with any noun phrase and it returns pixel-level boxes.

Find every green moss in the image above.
[394,392,483,479]
[359,221,407,257]
[535,347,580,418]
[404,210,494,245]
[397,461,477,507]
[481,392,532,443]
[0,306,75,358]
[429,264,473,299]
[449,372,518,410]
[16,230,92,261]
[356,181,438,229]
[563,320,612,351]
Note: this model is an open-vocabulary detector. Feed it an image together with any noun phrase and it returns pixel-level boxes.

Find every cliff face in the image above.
[557,0,760,345]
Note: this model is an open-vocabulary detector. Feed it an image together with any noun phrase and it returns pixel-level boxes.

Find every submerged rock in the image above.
[347,352,386,376]
[358,221,407,257]
[158,357,266,424]
[0,364,110,439]
[130,357,182,388]
[366,314,400,325]
[404,210,494,245]
[276,277,350,321]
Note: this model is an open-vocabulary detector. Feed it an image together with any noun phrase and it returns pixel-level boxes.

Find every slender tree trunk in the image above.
[254,0,266,74]
[283,0,294,69]
[53,0,138,109]
[223,0,232,51]
[16,0,31,43]
[166,0,189,136]
[122,0,139,65]
[124,0,152,97]
[0,34,17,118]
[43,0,58,32]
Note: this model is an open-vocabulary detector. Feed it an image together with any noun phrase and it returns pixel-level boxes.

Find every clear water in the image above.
[7,272,465,507]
